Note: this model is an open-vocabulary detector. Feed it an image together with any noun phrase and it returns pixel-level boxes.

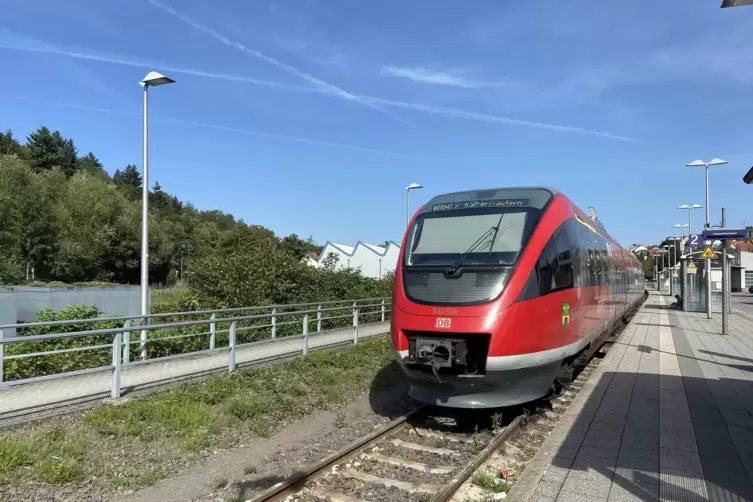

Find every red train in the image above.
[391,187,645,409]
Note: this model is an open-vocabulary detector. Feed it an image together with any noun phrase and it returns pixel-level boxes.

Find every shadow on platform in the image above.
[541,370,753,502]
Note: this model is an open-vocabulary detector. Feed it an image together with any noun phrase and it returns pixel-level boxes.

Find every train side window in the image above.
[517,220,575,301]
[539,228,573,294]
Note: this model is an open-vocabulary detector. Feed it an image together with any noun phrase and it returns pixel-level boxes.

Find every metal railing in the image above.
[0,297,392,399]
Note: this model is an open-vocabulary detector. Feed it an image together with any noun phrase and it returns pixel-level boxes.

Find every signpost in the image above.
[701,217,740,335]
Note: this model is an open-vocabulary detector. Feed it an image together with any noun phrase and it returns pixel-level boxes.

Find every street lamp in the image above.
[687,158,727,319]
[406,183,423,226]
[686,158,727,228]
[139,71,175,359]
[673,223,689,238]
[674,223,689,252]
[677,204,702,235]
[744,166,753,185]
[721,0,753,7]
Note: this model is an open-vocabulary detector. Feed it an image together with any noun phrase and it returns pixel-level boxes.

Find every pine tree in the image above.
[26,126,78,176]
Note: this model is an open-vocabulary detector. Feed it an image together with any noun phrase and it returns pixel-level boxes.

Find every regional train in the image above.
[390,187,645,409]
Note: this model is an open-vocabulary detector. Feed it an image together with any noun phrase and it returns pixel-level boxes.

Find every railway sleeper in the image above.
[389,438,461,456]
[362,452,455,474]
[340,468,438,494]
[408,426,472,444]
[309,487,369,502]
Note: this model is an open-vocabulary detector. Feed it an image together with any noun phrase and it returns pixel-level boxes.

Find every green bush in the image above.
[3,305,120,381]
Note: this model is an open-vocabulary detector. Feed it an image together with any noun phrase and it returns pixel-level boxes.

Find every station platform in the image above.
[507,292,753,502]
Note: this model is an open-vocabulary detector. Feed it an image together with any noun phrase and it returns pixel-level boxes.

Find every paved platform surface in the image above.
[508,292,753,502]
[0,322,389,422]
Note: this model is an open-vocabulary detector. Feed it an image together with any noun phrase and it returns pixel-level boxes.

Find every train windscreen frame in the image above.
[404,204,542,269]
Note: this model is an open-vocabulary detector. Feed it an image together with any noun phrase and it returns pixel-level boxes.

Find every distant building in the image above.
[300,251,320,268]
[627,244,649,259]
[315,241,401,279]
[729,241,753,291]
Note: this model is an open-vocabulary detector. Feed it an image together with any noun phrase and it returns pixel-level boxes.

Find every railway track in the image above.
[245,314,633,502]
[245,355,602,502]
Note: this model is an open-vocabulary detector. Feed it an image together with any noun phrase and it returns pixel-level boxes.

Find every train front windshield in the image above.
[404,207,540,268]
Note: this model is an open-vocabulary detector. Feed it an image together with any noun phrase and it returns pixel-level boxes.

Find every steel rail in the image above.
[247,406,426,502]
[431,414,524,502]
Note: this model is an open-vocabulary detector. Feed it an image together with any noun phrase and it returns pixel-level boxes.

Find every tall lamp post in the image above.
[674,223,689,252]
[687,158,727,319]
[677,204,702,235]
[406,183,423,227]
[139,71,175,360]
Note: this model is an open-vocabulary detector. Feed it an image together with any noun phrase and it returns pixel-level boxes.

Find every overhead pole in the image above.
[721,208,728,335]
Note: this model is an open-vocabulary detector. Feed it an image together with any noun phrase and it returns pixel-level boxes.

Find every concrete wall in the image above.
[0,289,17,337]
[9,286,148,323]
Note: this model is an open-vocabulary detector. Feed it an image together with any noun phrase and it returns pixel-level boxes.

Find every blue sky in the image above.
[1,0,752,248]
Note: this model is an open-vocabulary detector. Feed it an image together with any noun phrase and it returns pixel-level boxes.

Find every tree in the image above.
[76,152,109,180]
[279,234,320,260]
[641,256,655,280]
[26,126,78,176]
[0,121,399,301]
[0,129,23,156]
[113,164,142,199]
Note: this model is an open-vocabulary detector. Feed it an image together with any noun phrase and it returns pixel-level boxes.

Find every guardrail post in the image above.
[381,300,386,322]
[353,305,360,344]
[0,328,4,384]
[316,305,322,332]
[303,313,309,356]
[112,332,122,399]
[209,313,216,351]
[122,320,131,365]
[228,321,237,372]
[139,316,148,361]
[271,308,277,339]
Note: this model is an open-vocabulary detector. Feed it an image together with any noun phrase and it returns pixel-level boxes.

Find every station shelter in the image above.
[678,249,733,313]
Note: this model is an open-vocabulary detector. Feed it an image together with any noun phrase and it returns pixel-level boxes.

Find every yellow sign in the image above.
[700,246,717,259]
[688,262,697,273]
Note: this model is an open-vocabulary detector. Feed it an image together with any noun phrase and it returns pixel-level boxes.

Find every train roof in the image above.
[419,186,559,213]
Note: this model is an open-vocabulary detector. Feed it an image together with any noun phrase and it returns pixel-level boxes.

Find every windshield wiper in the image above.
[446,215,506,276]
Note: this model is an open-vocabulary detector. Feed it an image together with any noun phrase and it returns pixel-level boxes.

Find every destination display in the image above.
[701,228,748,240]
[430,199,531,212]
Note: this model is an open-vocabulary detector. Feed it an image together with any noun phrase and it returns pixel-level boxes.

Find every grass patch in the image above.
[0,427,87,486]
[472,470,512,494]
[151,286,189,307]
[1,336,396,490]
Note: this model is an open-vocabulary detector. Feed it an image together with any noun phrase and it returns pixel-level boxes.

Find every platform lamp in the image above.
[139,71,175,360]
[687,158,727,319]
[406,183,423,227]
[677,205,702,235]
[674,223,689,252]
[744,165,753,185]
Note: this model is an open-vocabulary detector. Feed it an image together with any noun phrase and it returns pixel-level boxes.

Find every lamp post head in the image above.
[687,158,727,167]
[407,183,423,191]
[743,166,753,185]
[140,71,176,88]
[721,0,753,7]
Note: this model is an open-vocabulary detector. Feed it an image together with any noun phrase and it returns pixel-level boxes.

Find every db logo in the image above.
[436,318,452,329]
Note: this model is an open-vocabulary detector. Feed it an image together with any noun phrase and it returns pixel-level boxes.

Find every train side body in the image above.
[391,187,645,408]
